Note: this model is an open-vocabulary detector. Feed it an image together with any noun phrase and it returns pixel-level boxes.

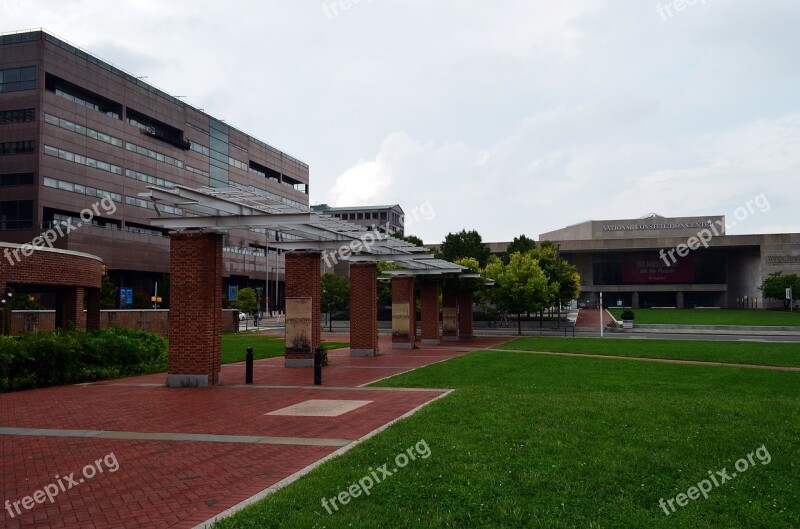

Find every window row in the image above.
[0,108,35,124]
[124,196,183,216]
[0,66,36,93]
[224,246,266,257]
[44,144,123,175]
[190,141,210,156]
[44,113,123,147]
[0,200,33,230]
[43,176,122,202]
[125,169,175,189]
[46,212,119,231]
[0,172,34,187]
[186,165,210,178]
[0,140,35,155]
[333,211,388,221]
[125,141,184,168]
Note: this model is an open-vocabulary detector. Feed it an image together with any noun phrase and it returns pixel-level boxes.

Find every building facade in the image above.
[311,204,404,234]
[536,215,800,309]
[0,30,309,308]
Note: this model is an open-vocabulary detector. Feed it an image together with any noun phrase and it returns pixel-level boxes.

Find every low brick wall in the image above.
[10,309,240,335]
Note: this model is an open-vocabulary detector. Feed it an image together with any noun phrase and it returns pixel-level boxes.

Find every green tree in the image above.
[12,293,44,310]
[760,272,800,309]
[503,235,536,264]
[397,233,424,247]
[530,243,582,311]
[483,252,555,335]
[100,276,118,309]
[233,287,259,314]
[438,229,491,268]
[377,262,400,307]
[321,273,350,329]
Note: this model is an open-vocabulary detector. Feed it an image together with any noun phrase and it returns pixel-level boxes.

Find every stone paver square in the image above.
[266,399,373,417]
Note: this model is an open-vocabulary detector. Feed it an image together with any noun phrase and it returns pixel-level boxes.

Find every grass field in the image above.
[220,334,349,364]
[608,308,800,327]
[212,346,799,529]
[494,336,800,367]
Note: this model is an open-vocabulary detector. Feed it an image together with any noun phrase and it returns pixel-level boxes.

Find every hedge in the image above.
[0,327,167,392]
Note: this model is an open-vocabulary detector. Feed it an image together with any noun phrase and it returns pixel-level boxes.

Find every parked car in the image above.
[237,311,246,321]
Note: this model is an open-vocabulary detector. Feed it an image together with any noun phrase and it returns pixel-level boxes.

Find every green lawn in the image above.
[495,336,800,367]
[212,350,799,529]
[220,333,349,364]
[608,308,800,327]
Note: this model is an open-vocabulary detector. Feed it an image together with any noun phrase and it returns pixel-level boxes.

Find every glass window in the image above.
[0,200,34,229]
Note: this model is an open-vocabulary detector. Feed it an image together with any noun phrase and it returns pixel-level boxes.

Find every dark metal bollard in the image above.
[245,346,254,384]
[314,346,323,386]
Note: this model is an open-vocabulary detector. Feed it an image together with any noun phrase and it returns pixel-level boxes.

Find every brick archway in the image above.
[0,243,104,333]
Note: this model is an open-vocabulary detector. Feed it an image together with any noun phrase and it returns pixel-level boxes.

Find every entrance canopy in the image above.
[140,183,468,275]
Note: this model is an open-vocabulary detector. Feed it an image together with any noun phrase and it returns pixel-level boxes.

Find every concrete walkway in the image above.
[0,334,509,529]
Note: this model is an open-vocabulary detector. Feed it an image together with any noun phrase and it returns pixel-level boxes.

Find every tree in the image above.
[100,276,118,309]
[233,287,259,314]
[322,272,350,330]
[530,243,581,312]
[438,229,491,268]
[503,235,536,264]
[483,252,555,335]
[760,272,800,309]
[397,233,424,247]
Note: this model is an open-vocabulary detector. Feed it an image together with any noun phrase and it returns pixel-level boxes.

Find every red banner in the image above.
[622,253,693,283]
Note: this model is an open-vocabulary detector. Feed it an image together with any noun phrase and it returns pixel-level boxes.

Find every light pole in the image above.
[2,288,14,336]
[556,243,561,330]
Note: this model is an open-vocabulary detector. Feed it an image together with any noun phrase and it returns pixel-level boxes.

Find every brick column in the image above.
[458,290,474,338]
[284,251,321,367]
[442,289,459,341]
[57,287,84,330]
[420,281,440,345]
[391,276,415,349]
[349,263,378,357]
[86,288,101,331]
[167,232,223,388]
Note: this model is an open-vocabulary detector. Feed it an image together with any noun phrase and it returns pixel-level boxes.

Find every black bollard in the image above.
[314,345,323,386]
[245,346,254,384]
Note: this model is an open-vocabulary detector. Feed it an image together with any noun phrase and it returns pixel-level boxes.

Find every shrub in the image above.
[621,310,635,321]
[0,328,167,392]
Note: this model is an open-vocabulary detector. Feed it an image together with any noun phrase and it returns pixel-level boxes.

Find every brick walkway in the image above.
[574,308,614,329]
[1,334,509,528]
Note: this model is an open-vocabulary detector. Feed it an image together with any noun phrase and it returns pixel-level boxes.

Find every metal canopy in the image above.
[139,183,467,275]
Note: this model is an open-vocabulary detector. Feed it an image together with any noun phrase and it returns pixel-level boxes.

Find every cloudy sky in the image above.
[2,0,799,243]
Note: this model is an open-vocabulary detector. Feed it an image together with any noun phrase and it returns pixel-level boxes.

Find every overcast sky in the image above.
[2,0,799,243]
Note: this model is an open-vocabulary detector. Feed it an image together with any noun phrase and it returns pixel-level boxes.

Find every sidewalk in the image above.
[1,335,509,529]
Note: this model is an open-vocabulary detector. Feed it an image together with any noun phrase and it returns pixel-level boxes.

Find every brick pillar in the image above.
[420,281,440,345]
[284,251,321,367]
[442,289,459,342]
[86,288,101,331]
[167,232,223,388]
[57,287,84,330]
[676,291,684,309]
[458,290,474,338]
[391,276,415,349]
[349,263,378,357]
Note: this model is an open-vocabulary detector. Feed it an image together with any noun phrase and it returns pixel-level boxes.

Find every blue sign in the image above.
[119,288,133,306]
[229,285,238,301]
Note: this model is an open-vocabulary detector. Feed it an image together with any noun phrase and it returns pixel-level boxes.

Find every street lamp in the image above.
[2,288,15,336]
[556,243,561,330]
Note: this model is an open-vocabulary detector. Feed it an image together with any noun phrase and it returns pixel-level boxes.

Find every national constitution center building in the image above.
[0,30,309,305]
[540,214,800,309]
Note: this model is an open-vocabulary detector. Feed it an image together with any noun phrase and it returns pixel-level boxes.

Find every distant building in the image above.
[489,214,800,309]
[311,204,404,234]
